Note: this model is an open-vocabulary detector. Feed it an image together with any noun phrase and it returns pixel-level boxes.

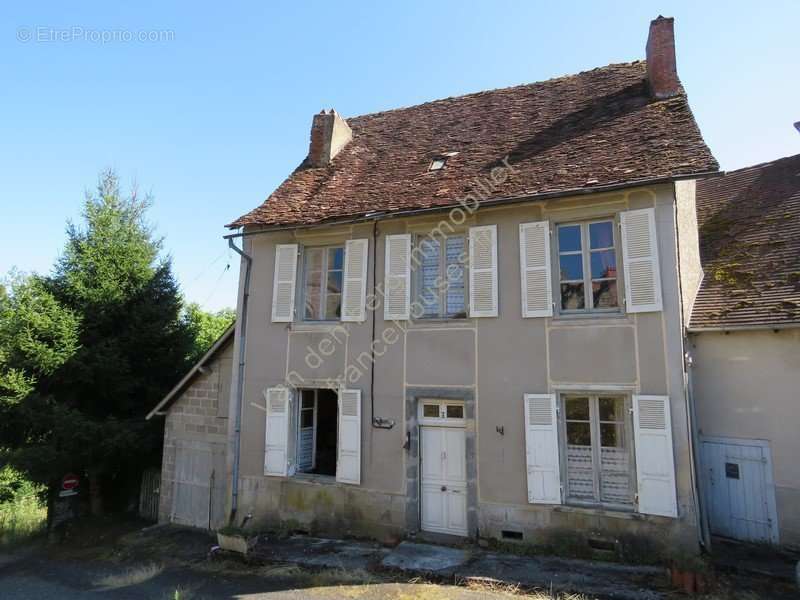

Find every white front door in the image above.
[702,437,779,544]
[419,398,468,536]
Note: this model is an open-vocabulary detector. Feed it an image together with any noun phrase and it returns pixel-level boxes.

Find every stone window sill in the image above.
[553,504,643,520]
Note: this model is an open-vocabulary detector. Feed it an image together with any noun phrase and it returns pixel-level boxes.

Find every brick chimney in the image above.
[308,109,352,167]
[646,16,680,99]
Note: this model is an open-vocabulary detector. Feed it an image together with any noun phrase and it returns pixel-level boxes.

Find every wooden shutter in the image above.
[468,225,498,317]
[620,208,662,313]
[523,393,562,504]
[264,386,290,477]
[384,234,411,320]
[271,244,298,322]
[336,388,361,485]
[341,239,369,322]
[519,221,553,317]
[632,394,677,517]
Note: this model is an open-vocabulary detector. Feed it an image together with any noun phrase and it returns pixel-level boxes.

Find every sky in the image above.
[1,2,798,312]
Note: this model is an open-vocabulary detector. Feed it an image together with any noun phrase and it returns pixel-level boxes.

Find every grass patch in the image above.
[0,467,46,547]
[94,562,163,589]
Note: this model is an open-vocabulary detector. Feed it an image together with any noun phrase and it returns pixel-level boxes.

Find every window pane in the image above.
[589,221,614,249]
[328,247,344,270]
[419,238,441,316]
[445,237,465,316]
[301,390,315,407]
[592,280,618,309]
[600,423,624,448]
[561,282,585,310]
[446,405,464,419]
[566,421,591,446]
[565,397,590,420]
[423,404,439,418]
[324,293,341,320]
[306,248,323,271]
[301,409,314,428]
[598,397,624,421]
[304,288,321,319]
[558,225,582,252]
[559,254,583,281]
[327,270,342,295]
[590,250,617,279]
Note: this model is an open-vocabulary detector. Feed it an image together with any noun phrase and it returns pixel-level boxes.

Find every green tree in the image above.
[2,170,195,513]
[183,303,235,362]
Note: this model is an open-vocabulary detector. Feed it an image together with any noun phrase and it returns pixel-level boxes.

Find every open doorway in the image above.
[297,389,338,477]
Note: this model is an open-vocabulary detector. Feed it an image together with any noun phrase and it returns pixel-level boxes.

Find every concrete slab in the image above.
[250,535,388,570]
[381,542,469,575]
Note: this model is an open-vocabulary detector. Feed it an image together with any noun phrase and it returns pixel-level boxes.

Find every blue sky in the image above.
[2,2,798,311]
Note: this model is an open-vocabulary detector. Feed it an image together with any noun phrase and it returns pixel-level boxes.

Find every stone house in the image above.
[689,153,800,548]
[149,16,738,553]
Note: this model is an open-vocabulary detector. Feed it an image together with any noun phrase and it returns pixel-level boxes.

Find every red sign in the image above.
[61,474,80,491]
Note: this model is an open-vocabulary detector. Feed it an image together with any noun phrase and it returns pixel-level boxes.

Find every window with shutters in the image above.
[560,394,635,508]
[302,246,344,321]
[555,219,621,315]
[413,234,468,319]
[294,388,338,477]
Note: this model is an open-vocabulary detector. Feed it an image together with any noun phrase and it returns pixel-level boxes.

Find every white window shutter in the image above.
[271,244,298,322]
[519,221,553,318]
[341,239,369,322]
[336,388,361,485]
[264,386,290,476]
[468,225,498,317]
[523,393,562,504]
[632,394,677,517]
[384,234,411,320]
[620,208,662,313]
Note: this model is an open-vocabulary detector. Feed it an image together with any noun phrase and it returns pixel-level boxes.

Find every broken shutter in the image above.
[468,225,498,317]
[264,386,290,477]
[384,234,411,320]
[271,244,298,322]
[519,221,553,317]
[341,239,369,322]
[620,208,662,313]
[337,388,361,485]
[523,393,561,504]
[632,394,677,517]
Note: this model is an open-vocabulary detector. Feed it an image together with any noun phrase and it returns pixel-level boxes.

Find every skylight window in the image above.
[429,158,447,171]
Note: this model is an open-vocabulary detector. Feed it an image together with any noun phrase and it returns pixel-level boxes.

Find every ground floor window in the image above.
[296,389,338,477]
[561,394,634,507]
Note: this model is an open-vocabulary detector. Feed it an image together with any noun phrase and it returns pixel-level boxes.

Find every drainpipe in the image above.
[228,236,252,525]
[685,343,711,551]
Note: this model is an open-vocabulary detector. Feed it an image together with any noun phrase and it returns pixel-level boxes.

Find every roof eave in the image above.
[225,169,721,237]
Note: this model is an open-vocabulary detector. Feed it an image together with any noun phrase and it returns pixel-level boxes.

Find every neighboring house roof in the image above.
[145,324,235,419]
[691,154,800,330]
[229,61,717,229]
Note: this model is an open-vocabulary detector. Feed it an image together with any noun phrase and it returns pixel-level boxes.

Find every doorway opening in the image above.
[297,389,338,477]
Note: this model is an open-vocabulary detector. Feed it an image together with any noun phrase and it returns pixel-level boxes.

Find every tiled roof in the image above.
[691,154,800,330]
[229,61,717,228]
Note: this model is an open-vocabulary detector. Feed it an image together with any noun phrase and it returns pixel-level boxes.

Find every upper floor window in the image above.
[415,235,467,318]
[557,220,619,313]
[303,246,344,321]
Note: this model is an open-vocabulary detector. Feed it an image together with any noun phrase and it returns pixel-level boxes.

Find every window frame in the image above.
[558,393,637,511]
[300,244,345,322]
[418,399,466,427]
[553,217,623,317]
[292,388,338,480]
[412,233,469,320]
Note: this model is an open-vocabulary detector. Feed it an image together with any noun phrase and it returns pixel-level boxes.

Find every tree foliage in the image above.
[184,303,235,363]
[0,170,199,509]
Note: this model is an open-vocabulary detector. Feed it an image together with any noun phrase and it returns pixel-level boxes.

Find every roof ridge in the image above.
[717,152,800,178]
[345,60,647,123]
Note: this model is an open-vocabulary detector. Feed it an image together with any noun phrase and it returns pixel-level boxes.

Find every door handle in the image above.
[441,485,447,492]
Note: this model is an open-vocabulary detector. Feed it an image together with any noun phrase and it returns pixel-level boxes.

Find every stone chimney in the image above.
[646,16,680,99]
[308,109,352,167]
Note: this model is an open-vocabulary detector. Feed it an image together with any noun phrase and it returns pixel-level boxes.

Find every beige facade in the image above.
[221,181,701,551]
[690,329,800,546]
